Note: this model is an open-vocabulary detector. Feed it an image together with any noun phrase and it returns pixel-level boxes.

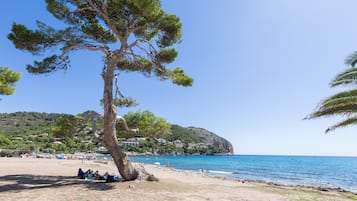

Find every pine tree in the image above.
[0,67,20,96]
[8,0,192,180]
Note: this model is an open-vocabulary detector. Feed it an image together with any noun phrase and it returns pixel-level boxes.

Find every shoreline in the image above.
[2,154,357,195]
[171,166,357,196]
[167,168,357,194]
[128,156,357,194]
[0,157,356,200]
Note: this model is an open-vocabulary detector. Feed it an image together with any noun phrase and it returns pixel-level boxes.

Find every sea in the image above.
[123,155,357,192]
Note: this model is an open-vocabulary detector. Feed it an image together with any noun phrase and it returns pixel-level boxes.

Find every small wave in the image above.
[207,170,234,174]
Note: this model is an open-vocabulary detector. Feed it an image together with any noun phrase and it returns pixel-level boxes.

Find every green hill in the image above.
[0,112,62,136]
[0,111,233,156]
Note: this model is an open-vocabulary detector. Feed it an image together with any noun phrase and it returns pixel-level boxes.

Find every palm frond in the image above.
[345,51,357,67]
[307,52,357,133]
[307,90,357,119]
[330,67,357,87]
[325,117,357,133]
[322,89,357,108]
[307,103,357,119]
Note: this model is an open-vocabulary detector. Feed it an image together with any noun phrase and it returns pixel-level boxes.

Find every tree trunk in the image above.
[102,56,138,181]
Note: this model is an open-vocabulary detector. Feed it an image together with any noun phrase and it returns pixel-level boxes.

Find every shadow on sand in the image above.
[0,174,115,193]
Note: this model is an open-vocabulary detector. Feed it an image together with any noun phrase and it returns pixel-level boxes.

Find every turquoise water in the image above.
[127,155,357,192]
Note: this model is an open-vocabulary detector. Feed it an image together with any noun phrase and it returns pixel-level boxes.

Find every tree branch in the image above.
[129,39,138,48]
[132,43,165,74]
[116,115,139,132]
[73,7,95,15]
[132,25,147,33]
[125,20,146,40]
[62,44,108,56]
[137,38,158,54]
[86,0,124,44]
[92,114,139,142]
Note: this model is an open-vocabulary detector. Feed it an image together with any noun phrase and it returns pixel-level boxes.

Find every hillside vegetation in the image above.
[0,111,233,156]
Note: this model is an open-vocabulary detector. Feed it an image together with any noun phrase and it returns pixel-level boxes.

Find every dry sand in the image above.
[0,157,356,201]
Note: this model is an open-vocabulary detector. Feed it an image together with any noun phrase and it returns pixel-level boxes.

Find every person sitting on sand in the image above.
[87,170,94,180]
[94,170,100,180]
[103,172,116,183]
[84,169,90,176]
[102,172,109,180]
[77,168,85,179]
[84,169,92,179]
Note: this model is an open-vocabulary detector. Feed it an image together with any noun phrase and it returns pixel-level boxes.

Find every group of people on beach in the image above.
[77,168,119,182]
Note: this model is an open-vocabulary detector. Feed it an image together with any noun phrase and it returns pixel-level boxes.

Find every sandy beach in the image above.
[0,158,356,201]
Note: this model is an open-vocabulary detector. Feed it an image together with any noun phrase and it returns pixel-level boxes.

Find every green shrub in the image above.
[0,134,12,147]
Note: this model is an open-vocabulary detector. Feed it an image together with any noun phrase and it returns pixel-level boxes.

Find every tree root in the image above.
[134,163,159,182]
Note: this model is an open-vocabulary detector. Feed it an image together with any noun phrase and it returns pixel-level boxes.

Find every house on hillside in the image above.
[119,137,146,147]
[39,133,49,137]
[173,140,184,148]
[188,143,207,149]
[155,138,166,145]
[97,146,108,153]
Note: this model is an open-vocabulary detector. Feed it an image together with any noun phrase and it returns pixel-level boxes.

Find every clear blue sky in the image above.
[1,0,357,156]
